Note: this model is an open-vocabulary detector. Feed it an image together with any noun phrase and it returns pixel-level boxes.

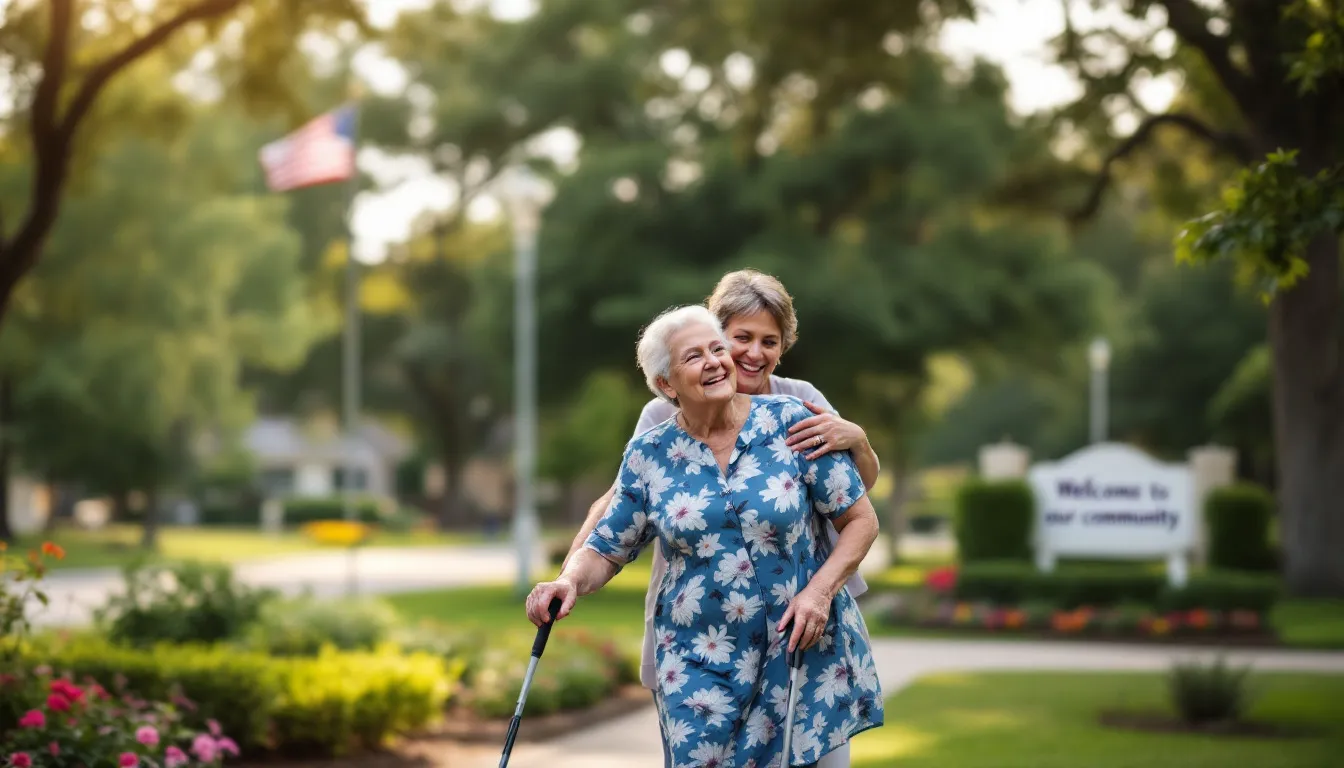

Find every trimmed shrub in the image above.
[24,638,456,758]
[245,596,401,656]
[94,561,277,647]
[951,561,1280,613]
[1169,655,1251,724]
[953,479,1034,562]
[282,497,382,526]
[1206,483,1276,572]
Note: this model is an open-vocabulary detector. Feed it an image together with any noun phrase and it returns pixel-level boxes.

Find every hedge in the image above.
[953,479,1034,562]
[1207,483,1277,572]
[951,561,1280,612]
[24,638,457,758]
[281,497,383,525]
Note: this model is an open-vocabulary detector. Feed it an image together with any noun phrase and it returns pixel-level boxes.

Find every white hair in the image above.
[636,305,727,403]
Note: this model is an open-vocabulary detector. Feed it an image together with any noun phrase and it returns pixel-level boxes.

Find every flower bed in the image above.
[882,564,1280,643]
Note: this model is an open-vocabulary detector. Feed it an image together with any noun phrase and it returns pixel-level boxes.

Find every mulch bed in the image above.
[1098,711,1321,740]
[417,684,654,744]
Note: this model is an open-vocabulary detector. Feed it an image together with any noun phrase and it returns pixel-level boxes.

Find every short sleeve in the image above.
[780,398,866,522]
[632,398,676,438]
[583,442,658,566]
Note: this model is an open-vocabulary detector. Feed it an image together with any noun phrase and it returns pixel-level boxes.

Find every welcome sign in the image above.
[1028,444,1195,586]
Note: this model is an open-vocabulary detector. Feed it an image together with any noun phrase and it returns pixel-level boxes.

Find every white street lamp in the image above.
[1088,336,1111,444]
[501,166,551,597]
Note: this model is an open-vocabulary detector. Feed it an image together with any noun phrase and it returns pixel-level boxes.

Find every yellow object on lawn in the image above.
[302,520,372,546]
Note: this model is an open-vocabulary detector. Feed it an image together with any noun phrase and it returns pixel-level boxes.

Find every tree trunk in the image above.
[436,459,467,530]
[1269,233,1344,597]
[141,486,160,550]
[0,376,12,543]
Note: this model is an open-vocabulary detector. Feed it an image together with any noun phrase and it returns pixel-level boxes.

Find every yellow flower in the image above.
[301,520,371,546]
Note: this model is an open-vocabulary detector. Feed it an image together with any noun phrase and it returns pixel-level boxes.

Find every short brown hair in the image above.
[705,269,798,353]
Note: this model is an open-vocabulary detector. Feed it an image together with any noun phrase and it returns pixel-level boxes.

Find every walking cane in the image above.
[499,596,563,768]
[779,643,805,767]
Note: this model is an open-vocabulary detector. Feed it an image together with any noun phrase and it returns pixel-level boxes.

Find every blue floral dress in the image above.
[584,394,884,768]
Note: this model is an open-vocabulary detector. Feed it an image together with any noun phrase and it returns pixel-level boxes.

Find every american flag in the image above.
[259,105,357,192]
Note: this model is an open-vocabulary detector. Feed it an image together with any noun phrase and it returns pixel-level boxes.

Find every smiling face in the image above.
[724,310,784,395]
[658,322,737,407]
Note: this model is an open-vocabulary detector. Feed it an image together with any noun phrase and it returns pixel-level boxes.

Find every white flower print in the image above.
[813,662,852,708]
[792,713,825,763]
[691,625,735,665]
[665,490,711,532]
[741,510,779,556]
[743,706,776,748]
[657,628,678,653]
[853,653,880,693]
[670,575,706,626]
[686,741,733,768]
[768,683,790,719]
[760,471,803,513]
[829,724,854,749]
[595,524,615,541]
[668,553,687,582]
[722,591,763,624]
[714,548,755,589]
[769,437,793,464]
[842,604,862,631]
[770,576,798,607]
[754,408,779,438]
[727,453,762,492]
[684,443,717,476]
[766,621,786,660]
[802,462,818,486]
[642,463,673,505]
[658,653,690,695]
[671,537,695,556]
[664,718,694,749]
[616,511,647,549]
[696,533,724,558]
[733,647,761,686]
[626,450,650,479]
[780,399,808,423]
[785,518,807,550]
[666,437,696,465]
[682,687,736,728]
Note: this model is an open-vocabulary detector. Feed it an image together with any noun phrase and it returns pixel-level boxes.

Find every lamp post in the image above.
[502,166,550,597]
[1088,337,1111,444]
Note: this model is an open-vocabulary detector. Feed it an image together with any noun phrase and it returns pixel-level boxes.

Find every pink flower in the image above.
[10,754,32,768]
[46,694,71,712]
[207,719,222,737]
[119,752,139,768]
[192,734,218,763]
[217,738,239,756]
[47,743,59,758]
[18,710,45,729]
[135,726,160,748]
[164,747,189,768]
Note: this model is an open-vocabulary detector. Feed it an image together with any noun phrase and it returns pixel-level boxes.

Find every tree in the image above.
[1054,0,1344,595]
[0,92,324,547]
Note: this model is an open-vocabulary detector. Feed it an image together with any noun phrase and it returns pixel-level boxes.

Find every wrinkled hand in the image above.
[778,586,832,652]
[525,578,577,628]
[786,401,868,461]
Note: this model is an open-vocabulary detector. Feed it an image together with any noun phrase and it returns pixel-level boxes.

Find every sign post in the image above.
[1028,444,1195,587]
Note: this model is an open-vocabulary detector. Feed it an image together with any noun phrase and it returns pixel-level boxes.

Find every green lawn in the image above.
[852,672,1344,768]
[387,560,655,656]
[17,524,485,571]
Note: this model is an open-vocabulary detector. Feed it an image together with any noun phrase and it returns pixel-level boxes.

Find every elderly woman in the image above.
[563,271,881,720]
[527,305,883,768]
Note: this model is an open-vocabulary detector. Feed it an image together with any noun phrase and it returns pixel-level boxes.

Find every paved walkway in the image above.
[28,544,545,626]
[458,638,1344,768]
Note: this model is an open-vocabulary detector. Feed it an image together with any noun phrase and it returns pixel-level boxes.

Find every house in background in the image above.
[243,416,412,501]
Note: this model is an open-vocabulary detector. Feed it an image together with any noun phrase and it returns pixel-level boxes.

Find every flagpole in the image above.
[342,94,363,598]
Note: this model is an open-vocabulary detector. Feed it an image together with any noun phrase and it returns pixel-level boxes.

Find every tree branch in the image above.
[58,0,245,140]
[31,0,72,144]
[1158,0,1259,116]
[1069,112,1254,223]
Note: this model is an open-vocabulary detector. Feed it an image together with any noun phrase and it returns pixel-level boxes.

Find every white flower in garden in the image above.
[691,625,735,665]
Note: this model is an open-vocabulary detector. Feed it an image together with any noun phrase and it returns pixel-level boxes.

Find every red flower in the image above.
[50,680,85,703]
[119,753,139,768]
[924,566,958,593]
[46,694,71,712]
[17,710,45,729]
[47,744,59,758]
[10,754,32,768]
[40,542,66,560]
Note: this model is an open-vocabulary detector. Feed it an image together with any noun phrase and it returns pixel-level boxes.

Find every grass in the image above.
[1272,600,1344,650]
[17,524,485,571]
[851,671,1344,768]
[386,559,656,657]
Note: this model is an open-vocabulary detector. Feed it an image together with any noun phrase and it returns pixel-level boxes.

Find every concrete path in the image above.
[27,544,546,627]
[460,638,1344,768]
